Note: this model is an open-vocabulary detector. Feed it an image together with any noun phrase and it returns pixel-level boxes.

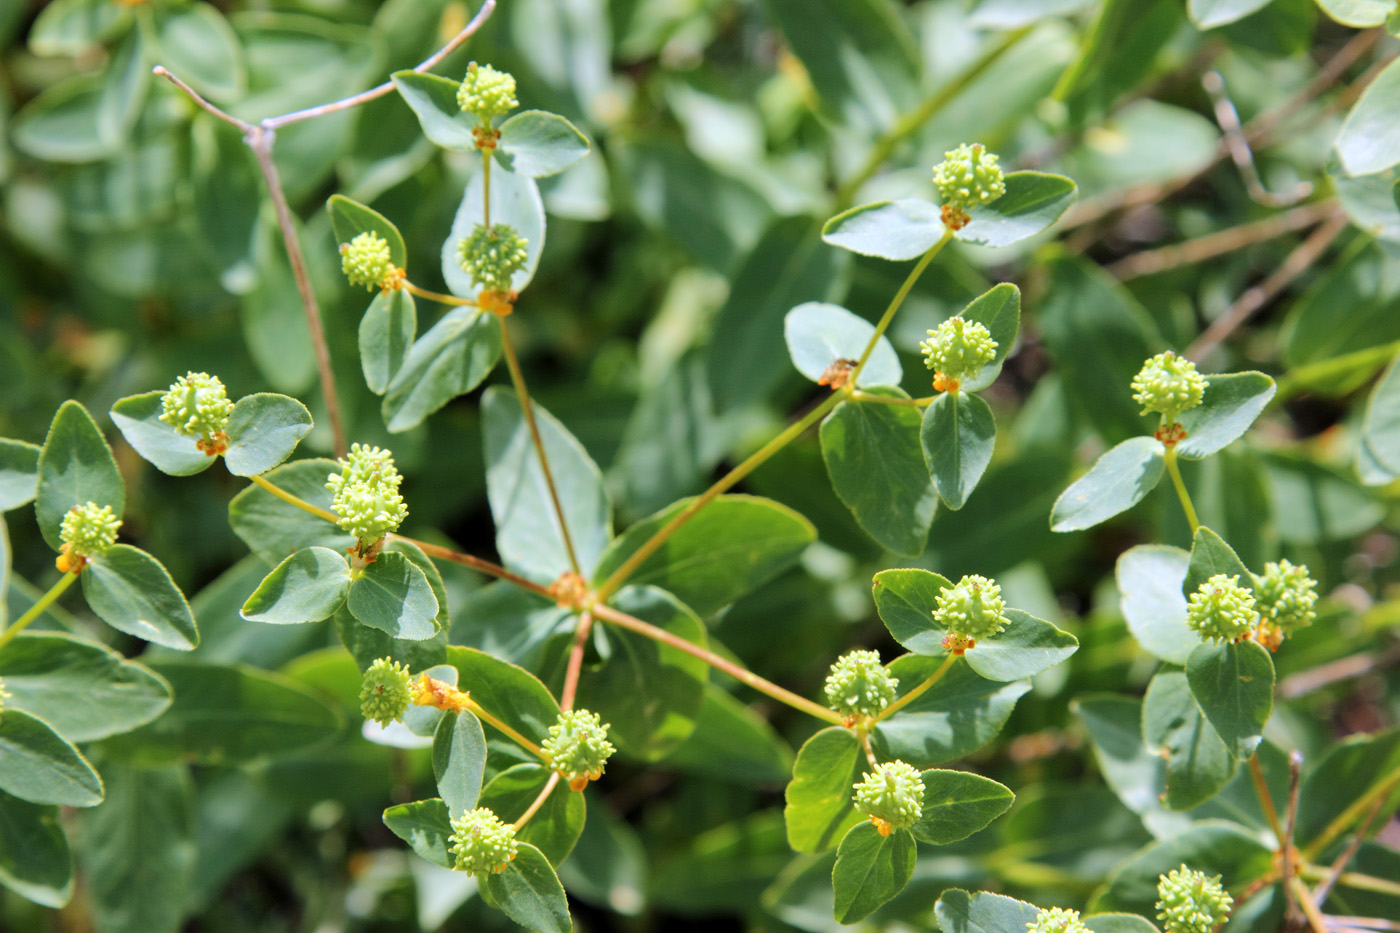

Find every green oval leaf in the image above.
[496,110,591,178]
[1183,526,1252,596]
[963,610,1079,682]
[1188,0,1271,28]
[360,289,417,396]
[11,74,116,163]
[1175,372,1276,460]
[30,0,128,57]
[1315,0,1396,26]
[227,458,352,566]
[434,711,487,817]
[784,726,866,854]
[36,400,124,552]
[936,889,1039,933]
[83,545,199,650]
[664,686,794,786]
[0,709,102,807]
[821,199,946,261]
[0,789,72,908]
[391,71,477,150]
[153,2,245,101]
[109,391,215,477]
[783,302,902,388]
[382,306,501,432]
[1093,821,1273,915]
[327,194,407,268]
[922,391,996,510]
[1337,57,1400,176]
[240,546,350,625]
[479,763,585,866]
[1296,727,1400,846]
[346,551,441,640]
[912,769,1014,844]
[959,283,1021,392]
[1143,670,1236,810]
[223,393,314,477]
[445,645,560,747]
[483,842,573,933]
[831,822,916,923]
[1050,436,1166,532]
[1185,641,1274,760]
[872,567,954,656]
[1362,353,1400,473]
[383,797,453,868]
[442,165,545,298]
[873,657,1029,767]
[1116,544,1200,665]
[955,171,1078,247]
[0,439,40,511]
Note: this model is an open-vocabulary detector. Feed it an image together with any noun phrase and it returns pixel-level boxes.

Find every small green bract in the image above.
[823,649,897,718]
[449,807,519,876]
[327,443,408,544]
[60,501,121,558]
[458,223,529,295]
[1131,351,1206,424]
[340,231,397,291]
[1156,865,1232,933]
[853,760,923,831]
[1027,906,1090,933]
[1254,559,1317,632]
[360,657,414,727]
[542,708,616,788]
[934,574,1009,643]
[934,143,1006,216]
[920,316,998,386]
[1185,573,1258,642]
[159,371,234,442]
[457,62,518,124]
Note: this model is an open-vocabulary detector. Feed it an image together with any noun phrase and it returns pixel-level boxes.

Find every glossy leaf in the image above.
[831,822,916,923]
[445,646,560,746]
[327,194,406,267]
[391,71,476,150]
[483,843,572,933]
[871,568,954,655]
[784,727,866,854]
[383,797,454,868]
[1182,526,1252,596]
[784,302,902,387]
[223,393,314,477]
[83,545,199,650]
[1185,641,1274,759]
[1050,437,1166,532]
[496,110,591,178]
[936,888,1038,933]
[961,610,1078,682]
[442,164,545,298]
[382,306,501,432]
[1142,670,1235,810]
[360,289,417,395]
[1337,57,1400,176]
[346,551,441,640]
[664,686,793,786]
[1189,0,1271,28]
[1116,545,1200,665]
[959,283,1021,392]
[479,763,585,865]
[0,710,102,807]
[36,400,124,552]
[0,439,40,511]
[821,199,946,261]
[227,459,353,566]
[1093,821,1273,914]
[109,392,215,477]
[1315,0,1396,25]
[1175,372,1276,460]
[153,2,244,101]
[912,770,1014,844]
[433,711,487,816]
[240,546,350,625]
[955,172,1078,247]
[873,657,1030,766]
[923,391,996,510]
[0,789,72,908]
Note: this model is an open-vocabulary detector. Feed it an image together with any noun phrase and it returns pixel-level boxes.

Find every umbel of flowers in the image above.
[541,709,616,791]
[160,371,234,455]
[853,760,923,836]
[933,142,1006,230]
[340,231,403,292]
[326,443,408,559]
[823,649,898,721]
[934,574,1009,653]
[920,316,997,392]
[56,501,121,574]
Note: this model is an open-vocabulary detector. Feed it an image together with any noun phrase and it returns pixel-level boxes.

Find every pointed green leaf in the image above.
[1363,353,1400,473]
[496,110,591,178]
[347,551,440,640]
[109,392,215,477]
[1337,57,1400,176]
[959,283,1021,392]
[1051,437,1166,532]
[153,2,244,101]
[873,657,1029,766]
[784,302,902,388]
[955,172,1078,247]
[360,289,417,395]
[240,546,350,625]
[0,709,102,807]
[1143,670,1236,810]
[936,889,1039,933]
[963,610,1078,682]
[445,646,560,746]
[821,199,946,261]
[442,164,545,298]
[327,194,406,267]
[912,770,1014,844]
[0,789,72,908]
[831,822,915,923]
[922,391,996,510]
[872,568,955,655]
[434,711,487,817]
[1175,372,1276,460]
[383,797,454,868]
[228,458,352,566]
[1296,728,1400,846]
[479,763,586,866]
[83,545,198,650]
[382,306,501,432]
[1183,526,1252,595]
[1116,545,1201,665]
[1315,0,1396,26]
[484,842,573,933]
[11,75,116,163]
[391,71,477,150]
[0,439,40,511]
[664,686,794,786]
[1185,641,1275,759]
[223,393,314,477]
[36,400,124,551]
[1093,822,1273,915]
[784,727,866,854]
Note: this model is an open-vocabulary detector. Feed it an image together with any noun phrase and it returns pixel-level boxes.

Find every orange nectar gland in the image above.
[819,359,857,389]
[411,674,472,713]
[196,431,230,457]
[548,570,591,609]
[932,373,960,393]
[942,632,976,655]
[55,548,84,575]
[1153,422,1188,447]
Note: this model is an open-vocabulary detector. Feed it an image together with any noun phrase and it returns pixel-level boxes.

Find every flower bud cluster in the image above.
[853,760,923,833]
[458,224,529,296]
[920,316,997,388]
[542,708,615,790]
[1155,865,1232,933]
[823,649,897,719]
[1131,351,1206,425]
[934,574,1008,650]
[160,372,234,444]
[360,657,414,726]
[933,143,1006,229]
[1185,574,1258,643]
[1027,907,1090,933]
[457,62,518,124]
[340,232,400,292]
[1255,559,1317,633]
[449,807,519,876]
[60,502,121,559]
[326,443,408,544]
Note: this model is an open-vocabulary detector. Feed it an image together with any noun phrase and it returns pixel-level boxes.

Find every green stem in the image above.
[1163,446,1199,534]
[483,147,492,227]
[512,770,560,829]
[404,281,477,307]
[1303,762,1400,860]
[250,473,340,524]
[467,698,545,758]
[876,653,957,721]
[849,235,951,385]
[849,390,934,407]
[1275,340,1400,402]
[0,571,79,651]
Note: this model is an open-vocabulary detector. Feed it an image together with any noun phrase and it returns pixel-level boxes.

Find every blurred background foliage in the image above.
[0,0,1398,929]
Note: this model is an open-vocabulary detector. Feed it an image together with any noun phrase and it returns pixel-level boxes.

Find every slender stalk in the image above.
[1313,795,1387,906]
[1249,754,1287,843]
[0,572,79,652]
[467,698,544,758]
[249,474,340,523]
[857,726,879,769]
[513,771,561,829]
[1303,762,1400,860]
[1323,917,1400,932]
[1275,340,1400,402]
[1164,447,1200,535]
[152,66,252,132]
[498,319,583,577]
[849,391,933,407]
[483,149,492,227]
[559,611,593,711]
[591,603,843,725]
[404,281,477,307]
[1332,873,1400,899]
[850,236,950,383]
[1290,877,1331,933]
[1282,750,1303,922]
[877,653,957,721]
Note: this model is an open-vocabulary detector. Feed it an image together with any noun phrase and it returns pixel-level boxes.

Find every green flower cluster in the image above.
[159,371,234,442]
[920,316,998,386]
[457,223,529,295]
[542,708,615,789]
[1255,559,1317,632]
[853,760,923,831]
[823,649,898,719]
[60,502,121,559]
[360,657,414,727]
[457,62,518,124]
[1185,574,1258,642]
[1131,351,1206,424]
[933,143,1006,212]
[1027,907,1089,933]
[1155,865,1232,933]
[449,807,519,876]
[340,231,397,291]
[326,443,408,544]
[934,574,1009,643]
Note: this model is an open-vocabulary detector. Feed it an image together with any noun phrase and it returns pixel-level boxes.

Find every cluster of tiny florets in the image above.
[823,649,898,719]
[1027,907,1090,933]
[853,760,923,833]
[340,232,399,291]
[1185,574,1258,642]
[326,443,408,543]
[1255,560,1317,633]
[1156,865,1232,933]
[359,658,414,726]
[920,316,998,387]
[60,502,121,558]
[159,371,234,442]
[542,709,615,790]
[457,223,529,295]
[933,143,1006,228]
[934,574,1009,647]
[457,62,518,124]
[449,807,519,876]
[1131,351,1207,424]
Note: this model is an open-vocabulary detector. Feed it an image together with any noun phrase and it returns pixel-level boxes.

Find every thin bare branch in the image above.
[1107,201,1335,280]
[1283,750,1303,923]
[151,66,252,133]
[1312,794,1388,908]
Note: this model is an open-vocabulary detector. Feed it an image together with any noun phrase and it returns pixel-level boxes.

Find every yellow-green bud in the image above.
[1156,865,1232,933]
[360,657,414,726]
[1255,560,1317,632]
[1131,351,1206,424]
[934,143,1006,212]
[457,223,529,295]
[823,649,898,719]
[1028,907,1090,933]
[542,708,615,789]
[920,316,998,386]
[340,232,398,291]
[327,443,408,544]
[449,807,519,876]
[1185,574,1258,643]
[457,62,518,124]
[853,760,923,831]
[934,574,1009,643]
[159,372,234,441]
[60,502,121,558]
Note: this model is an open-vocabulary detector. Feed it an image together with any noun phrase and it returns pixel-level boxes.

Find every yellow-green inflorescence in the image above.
[823,649,898,720]
[934,574,1009,652]
[360,658,414,727]
[1255,559,1317,633]
[457,62,518,125]
[1131,351,1206,426]
[1155,865,1232,933]
[458,223,529,297]
[60,502,121,559]
[449,807,519,876]
[160,372,234,450]
[933,143,1006,229]
[1185,574,1258,643]
[340,231,400,291]
[542,708,616,790]
[1027,907,1090,933]
[853,760,923,835]
[326,443,408,548]
[920,316,997,390]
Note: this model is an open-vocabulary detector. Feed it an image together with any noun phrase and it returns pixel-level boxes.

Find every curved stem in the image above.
[404,281,477,307]
[559,611,593,711]
[249,474,340,523]
[1164,446,1199,534]
[513,771,561,829]
[467,698,544,758]
[0,572,79,652]
[849,235,950,384]
[877,653,957,722]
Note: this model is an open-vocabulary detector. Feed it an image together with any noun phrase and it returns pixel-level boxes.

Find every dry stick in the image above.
[513,770,561,830]
[559,610,593,711]
[1312,795,1388,908]
[1282,750,1304,923]
[590,603,844,725]
[1203,70,1311,208]
[1185,209,1350,362]
[1278,646,1400,699]
[1324,917,1400,932]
